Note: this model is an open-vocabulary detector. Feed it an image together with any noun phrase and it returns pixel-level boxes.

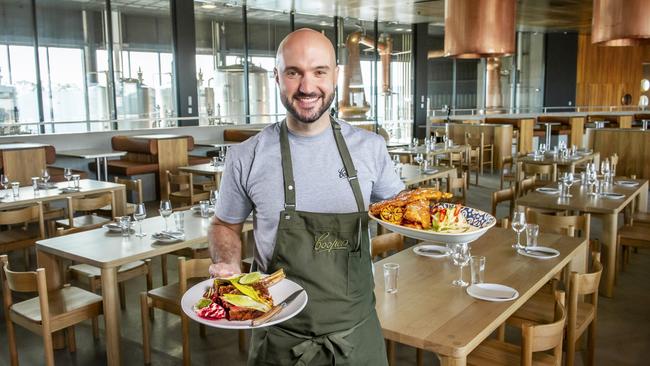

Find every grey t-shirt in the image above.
[215,120,404,272]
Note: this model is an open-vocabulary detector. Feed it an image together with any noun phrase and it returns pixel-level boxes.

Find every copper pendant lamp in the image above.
[444,0,516,58]
[592,0,650,46]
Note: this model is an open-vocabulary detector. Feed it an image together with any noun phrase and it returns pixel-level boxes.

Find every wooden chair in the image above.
[517,176,537,198]
[527,210,590,240]
[491,186,516,223]
[617,224,650,271]
[56,226,152,338]
[56,192,115,229]
[468,290,567,366]
[522,163,557,186]
[98,177,143,216]
[466,131,494,175]
[141,257,246,366]
[609,153,618,174]
[0,203,45,269]
[371,233,403,260]
[464,132,481,185]
[500,156,520,189]
[1,254,104,366]
[507,254,602,366]
[446,172,467,204]
[166,171,210,207]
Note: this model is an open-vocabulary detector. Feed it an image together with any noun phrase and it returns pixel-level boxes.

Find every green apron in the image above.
[248,119,388,366]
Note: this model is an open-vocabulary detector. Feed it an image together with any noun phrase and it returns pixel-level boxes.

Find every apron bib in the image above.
[247,119,387,366]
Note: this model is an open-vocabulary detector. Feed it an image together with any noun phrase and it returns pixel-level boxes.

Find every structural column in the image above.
[170,0,199,126]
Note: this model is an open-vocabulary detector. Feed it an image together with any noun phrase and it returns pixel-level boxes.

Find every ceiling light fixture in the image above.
[444,0,516,58]
[592,0,650,46]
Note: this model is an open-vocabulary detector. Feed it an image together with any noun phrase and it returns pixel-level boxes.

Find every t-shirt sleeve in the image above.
[215,146,254,224]
[370,138,405,203]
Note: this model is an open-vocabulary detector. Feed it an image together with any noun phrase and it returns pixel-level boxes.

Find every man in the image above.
[209,28,403,365]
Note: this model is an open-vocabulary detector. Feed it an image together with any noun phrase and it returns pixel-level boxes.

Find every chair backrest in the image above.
[55,222,105,237]
[447,172,467,203]
[523,163,557,182]
[491,186,515,219]
[371,233,404,259]
[67,192,115,225]
[502,155,513,170]
[527,210,591,239]
[517,176,537,197]
[166,171,194,194]
[178,257,213,294]
[0,203,45,238]
[1,254,51,328]
[609,153,618,173]
[568,254,602,332]
[521,290,567,366]
[114,177,143,204]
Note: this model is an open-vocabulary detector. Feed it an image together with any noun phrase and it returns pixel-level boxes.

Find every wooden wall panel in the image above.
[576,34,650,107]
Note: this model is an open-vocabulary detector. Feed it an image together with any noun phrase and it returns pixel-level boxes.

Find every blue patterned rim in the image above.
[434,203,496,229]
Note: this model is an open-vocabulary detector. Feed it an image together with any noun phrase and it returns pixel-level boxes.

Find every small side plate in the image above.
[413,244,449,258]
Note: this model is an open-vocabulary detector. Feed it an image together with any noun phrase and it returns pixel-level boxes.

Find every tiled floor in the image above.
[1,173,648,365]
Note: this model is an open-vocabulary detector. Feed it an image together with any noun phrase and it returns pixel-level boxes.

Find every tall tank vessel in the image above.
[215,62,270,123]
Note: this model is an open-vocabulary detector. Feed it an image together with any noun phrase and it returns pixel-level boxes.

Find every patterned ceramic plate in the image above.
[370,204,496,245]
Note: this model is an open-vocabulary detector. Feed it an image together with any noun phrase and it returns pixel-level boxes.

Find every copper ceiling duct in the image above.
[339,31,392,120]
[444,0,516,58]
[592,0,650,46]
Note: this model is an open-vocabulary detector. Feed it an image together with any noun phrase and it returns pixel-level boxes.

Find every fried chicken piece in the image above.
[404,199,432,229]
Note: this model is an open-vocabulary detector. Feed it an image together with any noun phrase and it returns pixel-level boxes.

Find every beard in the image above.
[281,90,335,124]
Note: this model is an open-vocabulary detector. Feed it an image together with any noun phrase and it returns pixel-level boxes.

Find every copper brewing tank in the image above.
[339,31,392,120]
[444,0,516,58]
[592,0,650,46]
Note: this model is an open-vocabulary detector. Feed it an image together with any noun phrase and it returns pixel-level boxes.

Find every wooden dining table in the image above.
[0,179,127,216]
[389,143,470,164]
[516,151,600,170]
[178,162,224,190]
[374,227,587,366]
[36,211,253,365]
[517,178,648,297]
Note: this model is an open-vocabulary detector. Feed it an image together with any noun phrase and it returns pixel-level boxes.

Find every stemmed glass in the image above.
[1,174,8,198]
[41,169,50,190]
[159,200,173,233]
[133,203,147,237]
[450,243,471,287]
[511,210,526,249]
[414,153,424,170]
[539,143,547,155]
[63,168,72,188]
[561,172,575,198]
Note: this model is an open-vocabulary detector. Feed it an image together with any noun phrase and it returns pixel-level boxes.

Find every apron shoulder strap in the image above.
[331,120,366,212]
[279,121,296,211]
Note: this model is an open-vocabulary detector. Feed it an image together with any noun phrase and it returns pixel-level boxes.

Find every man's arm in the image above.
[208,217,245,278]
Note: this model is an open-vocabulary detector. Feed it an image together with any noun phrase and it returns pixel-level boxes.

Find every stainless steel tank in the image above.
[215,63,270,123]
[118,79,154,130]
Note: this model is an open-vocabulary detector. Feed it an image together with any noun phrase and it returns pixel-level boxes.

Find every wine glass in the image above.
[209,189,219,206]
[63,168,72,188]
[414,153,424,170]
[41,169,50,189]
[450,243,471,287]
[133,203,147,237]
[511,210,526,249]
[159,200,173,233]
[1,174,8,197]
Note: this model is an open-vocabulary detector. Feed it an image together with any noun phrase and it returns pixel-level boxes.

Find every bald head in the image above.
[276,28,336,70]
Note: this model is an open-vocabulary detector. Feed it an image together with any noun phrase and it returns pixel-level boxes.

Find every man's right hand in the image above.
[209,262,242,278]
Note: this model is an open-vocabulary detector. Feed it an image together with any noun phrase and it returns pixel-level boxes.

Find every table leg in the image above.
[637,184,648,213]
[600,213,617,298]
[545,123,552,148]
[95,157,102,181]
[438,354,467,366]
[101,267,121,366]
[103,157,109,182]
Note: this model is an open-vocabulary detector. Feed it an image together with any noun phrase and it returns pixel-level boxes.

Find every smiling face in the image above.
[274,29,338,124]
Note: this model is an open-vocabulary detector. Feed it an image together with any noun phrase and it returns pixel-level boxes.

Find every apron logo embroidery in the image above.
[338,167,348,179]
[314,232,349,253]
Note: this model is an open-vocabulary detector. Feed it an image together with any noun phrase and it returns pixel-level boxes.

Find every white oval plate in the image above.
[517,246,560,259]
[103,223,135,233]
[467,283,519,302]
[536,187,560,195]
[181,277,308,329]
[615,180,639,187]
[413,244,449,258]
[151,231,185,244]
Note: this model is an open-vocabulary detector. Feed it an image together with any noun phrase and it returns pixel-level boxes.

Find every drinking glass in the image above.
[414,153,424,170]
[11,182,19,198]
[133,203,147,237]
[31,177,39,195]
[451,243,471,287]
[72,174,81,189]
[211,156,219,167]
[41,169,50,188]
[63,168,72,188]
[159,200,173,232]
[470,256,486,285]
[562,172,574,197]
[411,138,418,148]
[1,174,9,196]
[119,216,131,238]
[209,189,219,206]
[173,211,185,233]
[525,223,539,248]
[199,200,211,218]
[511,211,526,249]
[383,263,399,294]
